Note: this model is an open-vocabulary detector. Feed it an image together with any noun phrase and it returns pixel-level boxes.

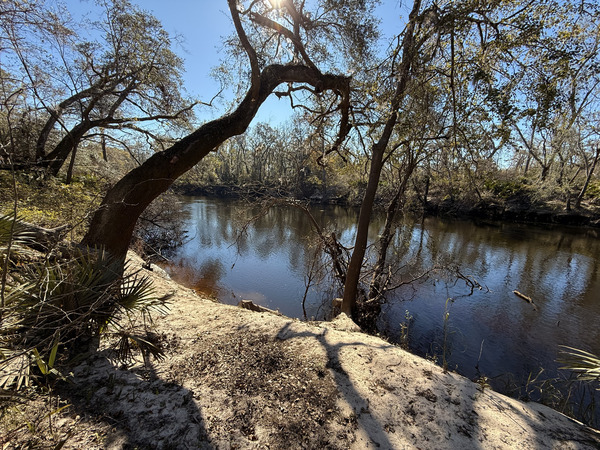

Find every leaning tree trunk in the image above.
[65,142,79,184]
[340,0,422,317]
[81,64,350,260]
[36,89,93,160]
[42,121,92,176]
[341,134,388,315]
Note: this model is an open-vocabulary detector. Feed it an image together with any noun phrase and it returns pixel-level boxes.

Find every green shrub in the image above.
[1,214,169,389]
[0,172,104,239]
[585,180,600,199]
[484,177,529,199]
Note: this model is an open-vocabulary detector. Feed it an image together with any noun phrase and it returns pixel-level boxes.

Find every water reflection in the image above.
[381,217,600,388]
[165,199,359,316]
[166,197,600,409]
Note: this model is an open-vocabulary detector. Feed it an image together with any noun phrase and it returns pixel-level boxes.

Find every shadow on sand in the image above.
[55,313,600,449]
[58,350,209,449]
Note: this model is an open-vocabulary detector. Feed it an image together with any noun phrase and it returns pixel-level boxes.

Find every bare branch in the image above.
[228,0,261,99]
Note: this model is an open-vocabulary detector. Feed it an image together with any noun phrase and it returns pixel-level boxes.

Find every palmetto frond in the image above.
[558,346,600,386]
[0,213,37,263]
[2,245,167,359]
[1,214,168,388]
[115,330,165,364]
[0,213,35,249]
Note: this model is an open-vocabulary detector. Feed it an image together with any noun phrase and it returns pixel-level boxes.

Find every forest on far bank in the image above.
[173,116,600,223]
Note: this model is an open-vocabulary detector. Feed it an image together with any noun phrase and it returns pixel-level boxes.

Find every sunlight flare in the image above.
[268,0,284,9]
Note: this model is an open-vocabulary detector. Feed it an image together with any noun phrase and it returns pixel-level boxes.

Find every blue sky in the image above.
[67,0,407,125]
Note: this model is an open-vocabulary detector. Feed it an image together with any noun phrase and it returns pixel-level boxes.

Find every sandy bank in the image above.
[4,252,599,449]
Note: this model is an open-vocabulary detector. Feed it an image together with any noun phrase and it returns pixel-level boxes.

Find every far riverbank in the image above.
[174,182,600,229]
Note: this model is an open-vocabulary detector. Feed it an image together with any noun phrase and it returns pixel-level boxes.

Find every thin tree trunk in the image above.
[575,145,600,209]
[524,154,531,175]
[101,131,108,162]
[341,0,422,316]
[35,77,117,159]
[41,82,136,174]
[423,175,430,205]
[341,140,387,314]
[65,142,78,184]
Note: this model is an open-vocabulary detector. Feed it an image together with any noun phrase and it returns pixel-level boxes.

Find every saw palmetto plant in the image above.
[0,214,169,389]
[559,346,600,387]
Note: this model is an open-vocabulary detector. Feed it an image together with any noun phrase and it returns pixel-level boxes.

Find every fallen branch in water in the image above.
[513,290,533,303]
[513,290,538,310]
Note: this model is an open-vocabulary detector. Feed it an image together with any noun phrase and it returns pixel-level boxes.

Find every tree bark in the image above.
[81,64,350,259]
[341,0,422,316]
[101,131,108,162]
[575,145,600,209]
[341,136,388,315]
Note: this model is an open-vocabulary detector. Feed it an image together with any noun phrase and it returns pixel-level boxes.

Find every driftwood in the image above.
[238,300,282,316]
[513,290,538,310]
[513,290,533,303]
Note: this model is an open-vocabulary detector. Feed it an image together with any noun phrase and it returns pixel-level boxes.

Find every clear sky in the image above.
[67,0,407,125]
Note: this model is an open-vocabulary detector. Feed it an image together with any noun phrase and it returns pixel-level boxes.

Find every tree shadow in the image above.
[276,321,397,449]
[274,320,600,449]
[56,349,209,449]
[52,315,600,449]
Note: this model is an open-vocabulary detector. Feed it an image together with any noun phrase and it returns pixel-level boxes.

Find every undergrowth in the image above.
[0,171,105,241]
[0,174,171,447]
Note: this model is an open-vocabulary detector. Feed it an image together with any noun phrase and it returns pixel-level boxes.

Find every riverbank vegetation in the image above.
[174,122,600,224]
[1,0,600,443]
[174,129,600,225]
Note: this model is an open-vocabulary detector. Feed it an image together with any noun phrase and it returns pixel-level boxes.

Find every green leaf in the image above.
[33,348,49,375]
[48,337,59,368]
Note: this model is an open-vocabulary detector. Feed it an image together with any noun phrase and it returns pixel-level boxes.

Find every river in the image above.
[164,196,600,422]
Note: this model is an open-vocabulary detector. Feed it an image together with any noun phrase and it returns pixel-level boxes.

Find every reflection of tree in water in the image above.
[197,258,226,291]
[188,200,244,249]
[167,257,225,297]
[382,217,600,409]
[230,203,360,265]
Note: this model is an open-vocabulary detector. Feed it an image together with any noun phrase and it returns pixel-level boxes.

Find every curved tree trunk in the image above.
[35,77,118,160]
[36,92,89,160]
[81,64,350,259]
[41,82,137,175]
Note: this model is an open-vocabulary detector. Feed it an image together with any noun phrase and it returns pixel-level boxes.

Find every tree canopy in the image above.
[1,0,195,177]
